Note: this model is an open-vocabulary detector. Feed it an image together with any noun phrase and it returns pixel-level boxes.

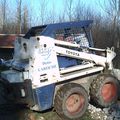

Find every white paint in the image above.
[21,89,25,97]
[2,36,116,88]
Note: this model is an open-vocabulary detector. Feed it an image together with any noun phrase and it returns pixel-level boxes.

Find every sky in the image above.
[30,0,99,14]
[9,0,106,16]
[8,0,107,26]
[28,0,105,25]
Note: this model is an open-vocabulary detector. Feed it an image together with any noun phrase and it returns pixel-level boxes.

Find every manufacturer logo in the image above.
[66,50,80,57]
[39,47,53,60]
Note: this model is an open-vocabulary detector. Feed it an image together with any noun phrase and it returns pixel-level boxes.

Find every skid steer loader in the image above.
[0,20,120,120]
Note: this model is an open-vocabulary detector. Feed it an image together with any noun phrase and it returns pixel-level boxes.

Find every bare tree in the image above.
[0,0,30,34]
[22,5,29,33]
[47,0,56,24]
[73,0,84,21]
[103,0,120,28]
[104,0,119,22]
[58,0,66,22]
[16,0,22,34]
[0,0,7,33]
[65,0,74,21]
[99,0,120,48]
[58,13,66,23]
[38,0,48,25]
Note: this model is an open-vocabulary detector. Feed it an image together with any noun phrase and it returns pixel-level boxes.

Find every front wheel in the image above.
[54,83,88,120]
[0,80,8,105]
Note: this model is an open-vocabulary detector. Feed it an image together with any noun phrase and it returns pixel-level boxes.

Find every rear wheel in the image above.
[90,74,119,108]
[54,83,88,120]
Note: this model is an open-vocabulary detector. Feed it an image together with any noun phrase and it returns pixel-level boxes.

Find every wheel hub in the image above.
[66,93,85,115]
[101,82,117,102]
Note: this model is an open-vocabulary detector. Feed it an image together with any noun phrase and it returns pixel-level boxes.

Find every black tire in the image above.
[54,83,88,120]
[0,81,8,105]
[90,74,119,108]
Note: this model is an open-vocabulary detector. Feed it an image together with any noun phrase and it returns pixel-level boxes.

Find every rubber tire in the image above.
[90,74,119,108]
[54,83,88,120]
[0,81,8,105]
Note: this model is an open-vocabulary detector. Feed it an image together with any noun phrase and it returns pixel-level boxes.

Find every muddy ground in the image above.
[0,105,60,120]
[0,104,93,120]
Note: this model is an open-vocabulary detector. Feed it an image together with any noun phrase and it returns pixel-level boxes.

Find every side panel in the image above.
[29,36,60,87]
[34,84,55,111]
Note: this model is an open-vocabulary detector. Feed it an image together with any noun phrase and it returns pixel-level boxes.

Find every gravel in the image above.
[0,102,120,120]
[88,101,120,120]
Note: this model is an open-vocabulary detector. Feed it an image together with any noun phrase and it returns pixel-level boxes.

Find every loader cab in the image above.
[23,20,94,68]
[24,20,93,47]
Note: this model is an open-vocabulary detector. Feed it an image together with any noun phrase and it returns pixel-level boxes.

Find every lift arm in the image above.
[54,39,116,70]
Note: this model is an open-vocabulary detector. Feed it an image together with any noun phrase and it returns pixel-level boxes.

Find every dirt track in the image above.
[0,104,61,120]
